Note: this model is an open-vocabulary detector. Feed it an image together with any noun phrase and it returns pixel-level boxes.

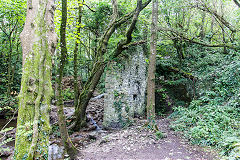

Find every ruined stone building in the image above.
[103,46,147,128]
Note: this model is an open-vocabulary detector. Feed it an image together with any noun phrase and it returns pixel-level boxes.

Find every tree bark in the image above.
[73,61,106,130]
[7,37,12,97]
[199,11,206,39]
[14,0,57,159]
[147,0,158,122]
[74,1,83,109]
[56,0,77,158]
[173,40,184,65]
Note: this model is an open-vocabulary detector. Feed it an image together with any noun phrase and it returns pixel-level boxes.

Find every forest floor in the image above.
[59,94,219,160]
[0,77,220,160]
[0,95,220,160]
[1,97,220,160]
[79,118,220,160]
[75,90,219,159]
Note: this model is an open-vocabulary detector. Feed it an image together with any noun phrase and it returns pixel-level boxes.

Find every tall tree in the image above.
[55,0,77,158]
[73,0,151,130]
[74,0,84,109]
[146,0,158,122]
[14,0,57,159]
[0,0,25,97]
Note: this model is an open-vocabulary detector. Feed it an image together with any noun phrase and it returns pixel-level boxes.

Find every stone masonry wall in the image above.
[103,46,147,128]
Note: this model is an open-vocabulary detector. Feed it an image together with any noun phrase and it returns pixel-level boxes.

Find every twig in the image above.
[1,109,18,131]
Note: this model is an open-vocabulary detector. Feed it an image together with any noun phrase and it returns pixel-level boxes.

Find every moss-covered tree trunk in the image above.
[14,0,57,159]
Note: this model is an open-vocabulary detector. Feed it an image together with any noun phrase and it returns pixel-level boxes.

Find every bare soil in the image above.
[79,119,219,160]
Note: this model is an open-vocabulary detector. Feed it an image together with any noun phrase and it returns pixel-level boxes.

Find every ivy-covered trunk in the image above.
[73,0,151,131]
[14,0,57,159]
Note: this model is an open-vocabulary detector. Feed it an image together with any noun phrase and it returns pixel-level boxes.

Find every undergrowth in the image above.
[170,104,240,159]
[0,127,14,154]
[160,45,240,159]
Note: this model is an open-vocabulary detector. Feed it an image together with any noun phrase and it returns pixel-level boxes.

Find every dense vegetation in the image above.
[153,1,240,158]
[0,0,240,159]
[166,47,240,158]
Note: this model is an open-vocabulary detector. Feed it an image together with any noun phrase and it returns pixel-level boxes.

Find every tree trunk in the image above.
[14,0,57,159]
[7,37,12,97]
[56,0,77,158]
[173,40,184,65]
[222,27,227,54]
[74,1,83,109]
[73,61,105,130]
[220,2,227,54]
[199,11,206,40]
[147,0,158,122]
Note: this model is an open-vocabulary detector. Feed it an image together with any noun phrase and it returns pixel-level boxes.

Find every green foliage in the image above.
[170,104,240,159]
[155,130,166,140]
[0,0,26,109]
[0,95,18,114]
[63,88,74,101]
[0,127,14,153]
[156,2,240,156]
[157,109,166,117]
[167,48,240,159]
[84,1,112,31]
[0,0,239,158]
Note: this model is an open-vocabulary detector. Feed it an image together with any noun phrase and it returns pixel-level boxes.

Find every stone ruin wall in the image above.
[103,46,147,128]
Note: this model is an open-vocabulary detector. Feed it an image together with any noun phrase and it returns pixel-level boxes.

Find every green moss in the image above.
[14,1,53,159]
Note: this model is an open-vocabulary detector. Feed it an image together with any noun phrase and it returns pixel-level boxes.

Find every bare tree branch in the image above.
[122,40,146,50]
[84,3,95,12]
[158,27,237,49]
[233,0,240,8]
[194,3,237,33]
[114,0,151,57]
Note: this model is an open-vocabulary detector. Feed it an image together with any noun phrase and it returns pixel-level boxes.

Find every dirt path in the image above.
[81,119,219,160]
